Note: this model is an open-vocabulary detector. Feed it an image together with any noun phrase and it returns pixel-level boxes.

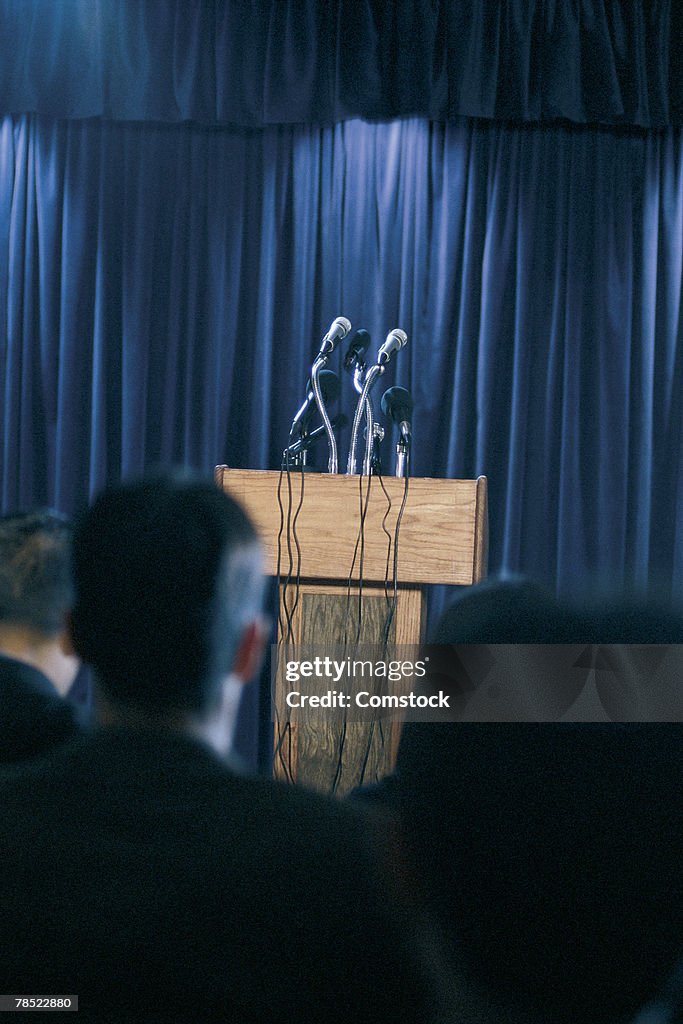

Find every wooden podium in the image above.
[215,467,488,794]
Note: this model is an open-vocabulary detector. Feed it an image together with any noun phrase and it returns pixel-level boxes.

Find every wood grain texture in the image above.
[272,582,424,795]
[293,591,391,795]
[215,467,486,794]
[474,474,489,582]
[215,467,488,585]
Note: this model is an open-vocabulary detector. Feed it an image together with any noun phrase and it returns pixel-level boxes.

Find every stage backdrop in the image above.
[2,113,682,601]
[2,2,683,762]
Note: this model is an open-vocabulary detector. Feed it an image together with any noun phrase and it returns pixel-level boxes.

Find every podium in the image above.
[215,467,488,794]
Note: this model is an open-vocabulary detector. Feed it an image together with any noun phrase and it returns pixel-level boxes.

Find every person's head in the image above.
[0,510,78,695]
[70,472,266,747]
[431,576,577,644]
[422,577,586,720]
[426,579,683,721]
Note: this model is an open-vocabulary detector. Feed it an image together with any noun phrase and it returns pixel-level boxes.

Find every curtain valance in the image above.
[0,0,680,128]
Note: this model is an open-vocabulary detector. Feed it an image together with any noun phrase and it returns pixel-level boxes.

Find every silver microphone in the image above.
[377,328,407,366]
[318,316,352,359]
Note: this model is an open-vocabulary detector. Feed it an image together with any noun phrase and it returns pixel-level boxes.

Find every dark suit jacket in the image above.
[356,722,683,1023]
[0,726,452,1023]
[0,653,82,764]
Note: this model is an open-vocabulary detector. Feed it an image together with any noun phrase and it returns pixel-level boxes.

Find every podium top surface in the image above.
[215,467,487,586]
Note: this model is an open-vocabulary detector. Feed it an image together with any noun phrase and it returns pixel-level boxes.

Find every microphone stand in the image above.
[282,437,308,470]
[350,364,376,476]
[370,423,384,474]
[311,357,338,474]
[395,438,409,478]
[347,364,383,475]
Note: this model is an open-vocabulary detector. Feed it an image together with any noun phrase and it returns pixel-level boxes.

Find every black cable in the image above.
[375,466,395,648]
[382,458,410,650]
[275,466,288,642]
[287,456,306,632]
[277,444,295,644]
[357,457,411,790]
[273,439,298,784]
[334,463,373,793]
[371,464,395,759]
[342,469,373,645]
[354,467,373,644]
[273,471,293,783]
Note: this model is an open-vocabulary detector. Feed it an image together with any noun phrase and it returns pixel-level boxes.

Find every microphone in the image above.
[343,329,370,372]
[344,330,373,475]
[291,370,339,435]
[381,386,413,445]
[377,328,407,366]
[318,316,352,359]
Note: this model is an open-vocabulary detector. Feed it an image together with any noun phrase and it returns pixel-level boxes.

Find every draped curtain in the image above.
[0,0,680,129]
[2,113,683,600]
[2,1,683,760]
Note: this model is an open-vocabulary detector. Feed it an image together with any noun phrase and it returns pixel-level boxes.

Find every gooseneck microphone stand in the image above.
[311,358,338,473]
[352,363,376,476]
[310,316,351,473]
[347,363,383,475]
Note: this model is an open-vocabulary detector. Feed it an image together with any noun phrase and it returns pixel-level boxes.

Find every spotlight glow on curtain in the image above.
[1,114,683,600]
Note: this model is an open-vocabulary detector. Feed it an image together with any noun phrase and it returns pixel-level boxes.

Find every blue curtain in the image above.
[3,5,682,765]
[2,113,683,602]
[0,0,681,129]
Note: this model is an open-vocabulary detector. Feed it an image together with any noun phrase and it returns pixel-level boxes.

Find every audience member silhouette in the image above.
[0,511,82,763]
[0,473,453,1023]
[357,577,683,1023]
[630,952,683,1024]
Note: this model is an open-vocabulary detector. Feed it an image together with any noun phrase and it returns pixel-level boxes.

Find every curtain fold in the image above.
[2,113,683,601]
[0,0,680,128]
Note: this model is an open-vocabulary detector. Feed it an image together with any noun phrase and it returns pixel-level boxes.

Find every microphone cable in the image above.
[382,455,410,650]
[353,464,394,791]
[273,433,300,784]
[277,433,297,645]
[356,456,410,790]
[285,369,339,644]
[375,467,395,653]
[289,457,305,629]
[332,469,373,795]
[333,444,376,794]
